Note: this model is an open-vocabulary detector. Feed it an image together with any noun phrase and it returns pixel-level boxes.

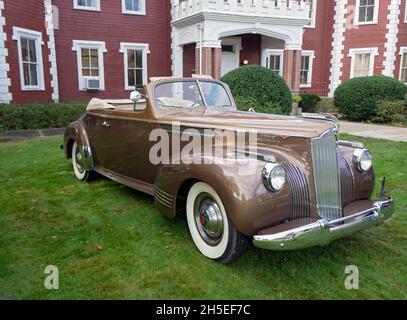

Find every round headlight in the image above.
[353,148,372,172]
[262,163,286,192]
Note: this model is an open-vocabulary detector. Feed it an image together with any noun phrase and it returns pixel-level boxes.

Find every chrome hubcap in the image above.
[194,193,224,246]
[74,146,84,173]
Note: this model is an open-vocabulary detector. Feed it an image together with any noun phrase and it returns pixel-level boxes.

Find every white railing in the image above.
[172,0,311,21]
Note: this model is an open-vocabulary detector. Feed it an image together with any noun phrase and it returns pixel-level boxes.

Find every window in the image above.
[12,27,45,91]
[405,0,407,23]
[305,0,317,28]
[122,0,146,15]
[72,40,106,91]
[264,50,283,76]
[120,43,149,90]
[399,47,407,83]
[73,0,100,11]
[300,51,315,88]
[355,0,379,25]
[348,48,378,78]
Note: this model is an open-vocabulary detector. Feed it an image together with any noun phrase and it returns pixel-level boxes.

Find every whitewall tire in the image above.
[71,141,95,182]
[186,182,248,264]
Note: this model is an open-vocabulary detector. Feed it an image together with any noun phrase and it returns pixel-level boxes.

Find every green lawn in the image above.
[0,135,406,299]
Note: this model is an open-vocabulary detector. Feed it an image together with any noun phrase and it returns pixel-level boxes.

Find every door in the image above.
[220,38,241,77]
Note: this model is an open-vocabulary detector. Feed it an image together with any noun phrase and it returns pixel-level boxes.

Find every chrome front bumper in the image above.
[252,199,394,251]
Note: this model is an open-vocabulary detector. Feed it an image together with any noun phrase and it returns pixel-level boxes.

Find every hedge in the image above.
[334,76,406,121]
[299,93,321,113]
[221,65,292,115]
[0,102,87,132]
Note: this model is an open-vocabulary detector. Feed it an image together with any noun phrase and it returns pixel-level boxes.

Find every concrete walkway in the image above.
[339,121,407,142]
[0,128,64,143]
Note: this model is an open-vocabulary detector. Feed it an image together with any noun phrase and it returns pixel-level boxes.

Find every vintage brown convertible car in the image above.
[63,77,394,263]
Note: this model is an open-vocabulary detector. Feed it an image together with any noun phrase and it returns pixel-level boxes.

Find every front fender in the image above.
[63,118,91,159]
[155,149,307,236]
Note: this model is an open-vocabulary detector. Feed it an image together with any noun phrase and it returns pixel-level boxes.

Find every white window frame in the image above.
[355,0,379,26]
[304,0,317,29]
[72,40,106,91]
[120,43,149,90]
[405,0,407,23]
[262,49,284,76]
[348,47,378,78]
[12,27,45,91]
[122,0,146,15]
[399,47,407,83]
[73,0,101,12]
[300,50,315,88]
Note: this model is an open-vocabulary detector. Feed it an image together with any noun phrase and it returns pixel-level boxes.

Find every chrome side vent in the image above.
[311,131,342,220]
[282,163,311,220]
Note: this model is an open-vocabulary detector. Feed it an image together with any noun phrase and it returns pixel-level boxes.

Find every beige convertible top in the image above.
[86,98,116,111]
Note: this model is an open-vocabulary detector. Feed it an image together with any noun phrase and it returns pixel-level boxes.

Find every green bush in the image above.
[0,102,87,132]
[234,95,283,115]
[299,93,321,113]
[317,98,337,113]
[334,76,406,121]
[371,100,406,123]
[221,65,292,115]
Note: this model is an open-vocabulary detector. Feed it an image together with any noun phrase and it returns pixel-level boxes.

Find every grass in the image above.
[0,134,406,299]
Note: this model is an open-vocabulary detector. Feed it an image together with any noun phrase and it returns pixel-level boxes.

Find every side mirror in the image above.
[130,91,141,103]
[248,108,255,113]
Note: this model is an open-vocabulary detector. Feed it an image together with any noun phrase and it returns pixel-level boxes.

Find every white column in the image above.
[328,0,348,97]
[382,0,401,77]
[44,0,59,102]
[0,0,11,104]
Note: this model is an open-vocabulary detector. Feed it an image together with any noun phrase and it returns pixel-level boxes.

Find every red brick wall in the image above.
[302,0,335,96]
[341,0,389,82]
[240,34,261,66]
[3,0,53,104]
[395,0,407,80]
[53,0,172,101]
[183,43,196,77]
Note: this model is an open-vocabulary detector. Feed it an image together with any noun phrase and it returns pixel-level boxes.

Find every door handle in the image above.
[101,120,110,127]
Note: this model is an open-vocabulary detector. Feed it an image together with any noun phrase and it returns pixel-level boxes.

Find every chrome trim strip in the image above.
[155,185,173,199]
[252,199,394,251]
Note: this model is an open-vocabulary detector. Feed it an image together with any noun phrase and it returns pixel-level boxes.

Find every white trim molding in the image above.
[399,46,407,83]
[44,0,59,102]
[121,0,146,15]
[72,40,106,91]
[119,42,149,90]
[328,0,348,97]
[300,50,315,88]
[355,0,380,25]
[73,0,101,12]
[382,0,401,77]
[405,0,407,23]
[0,0,11,103]
[348,47,379,78]
[12,27,45,91]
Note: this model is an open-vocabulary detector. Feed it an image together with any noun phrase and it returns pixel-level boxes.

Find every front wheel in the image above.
[186,182,249,264]
[71,141,96,182]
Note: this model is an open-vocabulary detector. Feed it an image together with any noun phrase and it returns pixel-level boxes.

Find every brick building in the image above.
[0,0,406,104]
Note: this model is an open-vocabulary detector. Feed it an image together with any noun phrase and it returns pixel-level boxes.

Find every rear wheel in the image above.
[71,141,96,181]
[186,182,249,264]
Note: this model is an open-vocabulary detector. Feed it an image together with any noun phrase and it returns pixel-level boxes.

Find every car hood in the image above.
[159,109,336,139]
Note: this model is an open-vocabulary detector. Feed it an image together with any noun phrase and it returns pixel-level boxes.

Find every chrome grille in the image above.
[311,131,342,220]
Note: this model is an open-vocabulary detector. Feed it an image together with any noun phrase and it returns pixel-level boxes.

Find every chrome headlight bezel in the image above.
[262,163,286,192]
[352,148,373,172]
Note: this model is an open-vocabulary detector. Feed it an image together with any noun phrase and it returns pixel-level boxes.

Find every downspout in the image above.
[198,24,204,74]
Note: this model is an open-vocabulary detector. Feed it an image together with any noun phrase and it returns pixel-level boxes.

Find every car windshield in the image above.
[154,80,232,111]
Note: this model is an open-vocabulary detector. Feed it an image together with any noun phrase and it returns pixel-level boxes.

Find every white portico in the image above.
[171,0,312,92]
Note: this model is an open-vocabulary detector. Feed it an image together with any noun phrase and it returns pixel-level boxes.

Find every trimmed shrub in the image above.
[299,93,321,113]
[317,98,337,113]
[234,96,283,114]
[221,65,292,115]
[371,100,406,123]
[334,76,406,121]
[0,102,87,132]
